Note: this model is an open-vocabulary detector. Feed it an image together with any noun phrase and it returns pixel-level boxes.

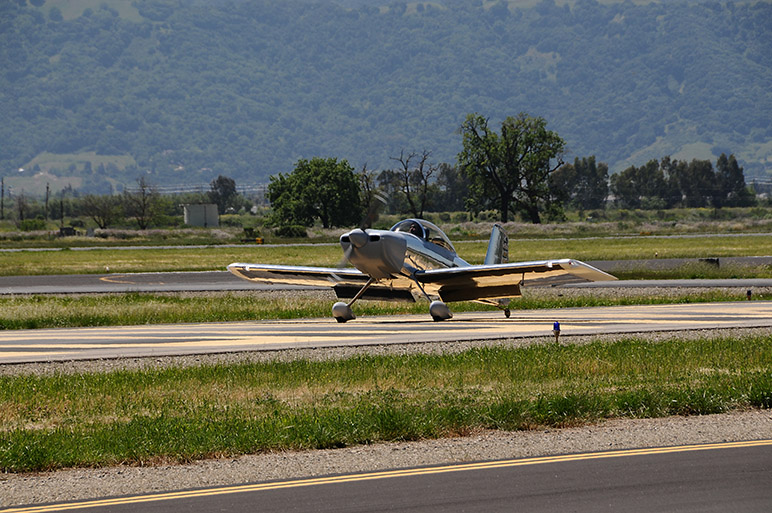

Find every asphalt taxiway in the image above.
[2,301,771,364]
[3,268,772,294]
[6,440,771,513]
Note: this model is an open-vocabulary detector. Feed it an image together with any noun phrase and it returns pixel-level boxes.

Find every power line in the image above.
[123,183,269,194]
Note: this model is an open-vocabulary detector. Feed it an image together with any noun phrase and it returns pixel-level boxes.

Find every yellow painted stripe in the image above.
[4,439,771,513]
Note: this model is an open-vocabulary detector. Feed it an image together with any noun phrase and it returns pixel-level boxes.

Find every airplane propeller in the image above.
[347,229,369,249]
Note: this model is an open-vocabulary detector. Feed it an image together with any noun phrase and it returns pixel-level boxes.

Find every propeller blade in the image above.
[361,191,388,230]
[336,244,354,270]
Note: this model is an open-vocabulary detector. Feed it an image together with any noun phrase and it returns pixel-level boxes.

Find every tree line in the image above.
[1,112,757,233]
[0,175,250,231]
[269,113,757,230]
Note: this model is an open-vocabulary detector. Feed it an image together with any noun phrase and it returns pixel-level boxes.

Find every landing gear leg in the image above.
[332,278,374,323]
[410,275,452,321]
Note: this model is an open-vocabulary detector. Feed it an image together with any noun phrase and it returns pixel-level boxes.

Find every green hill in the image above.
[2,0,771,193]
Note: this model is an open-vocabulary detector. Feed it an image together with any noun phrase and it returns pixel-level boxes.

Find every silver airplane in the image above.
[228,219,616,322]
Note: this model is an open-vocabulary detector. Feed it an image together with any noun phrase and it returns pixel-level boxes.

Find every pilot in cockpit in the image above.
[407,221,423,238]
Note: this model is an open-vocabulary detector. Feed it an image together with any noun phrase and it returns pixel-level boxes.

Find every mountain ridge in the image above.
[2,0,770,194]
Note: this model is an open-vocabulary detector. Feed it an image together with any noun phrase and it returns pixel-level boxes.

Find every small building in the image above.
[182,204,219,227]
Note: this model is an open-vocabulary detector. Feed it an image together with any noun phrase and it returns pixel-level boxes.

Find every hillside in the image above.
[2,0,771,194]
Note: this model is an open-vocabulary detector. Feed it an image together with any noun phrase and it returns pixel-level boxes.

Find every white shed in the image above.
[182,204,219,227]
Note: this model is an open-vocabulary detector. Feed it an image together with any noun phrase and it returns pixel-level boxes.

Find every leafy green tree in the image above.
[435,163,469,212]
[551,156,609,210]
[209,175,238,215]
[659,157,688,208]
[267,172,313,227]
[80,194,121,229]
[668,159,715,208]
[610,160,670,209]
[268,157,361,229]
[458,113,566,223]
[716,153,755,207]
[48,6,63,22]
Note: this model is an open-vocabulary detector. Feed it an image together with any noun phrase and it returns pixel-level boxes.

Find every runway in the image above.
[2,301,771,364]
[0,271,313,294]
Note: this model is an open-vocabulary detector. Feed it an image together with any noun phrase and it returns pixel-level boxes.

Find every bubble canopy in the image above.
[390,219,456,253]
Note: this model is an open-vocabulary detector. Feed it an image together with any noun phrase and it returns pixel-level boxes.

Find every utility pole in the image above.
[45,182,50,220]
[1,176,4,220]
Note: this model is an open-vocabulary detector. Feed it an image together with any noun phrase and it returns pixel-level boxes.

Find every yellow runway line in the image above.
[4,439,771,513]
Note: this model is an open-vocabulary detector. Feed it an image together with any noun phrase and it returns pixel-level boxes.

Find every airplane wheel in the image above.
[429,300,452,321]
[504,309,511,318]
[332,302,356,323]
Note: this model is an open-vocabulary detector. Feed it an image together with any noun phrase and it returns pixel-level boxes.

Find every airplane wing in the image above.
[227,263,370,288]
[229,258,615,303]
[415,259,616,302]
[227,262,419,302]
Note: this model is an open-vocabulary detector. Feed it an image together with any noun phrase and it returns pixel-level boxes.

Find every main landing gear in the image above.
[331,276,453,323]
[332,278,374,323]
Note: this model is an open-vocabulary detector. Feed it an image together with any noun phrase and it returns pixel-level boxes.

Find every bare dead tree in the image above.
[357,163,383,228]
[123,176,160,230]
[389,149,437,219]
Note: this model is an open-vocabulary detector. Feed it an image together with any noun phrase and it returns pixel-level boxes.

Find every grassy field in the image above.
[1,233,771,276]
[1,334,770,472]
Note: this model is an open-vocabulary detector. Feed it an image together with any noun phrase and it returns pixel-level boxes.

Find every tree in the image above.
[209,175,238,214]
[268,157,361,228]
[668,159,715,208]
[81,194,121,229]
[716,153,755,207]
[458,113,566,223]
[123,176,160,230]
[15,192,27,222]
[389,149,438,219]
[358,164,384,229]
[376,169,409,215]
[551,156,609,210]
[610,160,669,209]
[435,163,469,212]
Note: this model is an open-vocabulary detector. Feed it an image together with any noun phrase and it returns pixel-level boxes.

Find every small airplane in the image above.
[228,219,616,322]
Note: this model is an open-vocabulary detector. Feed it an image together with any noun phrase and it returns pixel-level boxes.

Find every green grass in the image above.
[611,261,772,280]
[0,293,480,329]
[2,335,770,472]
[0,289,755,330]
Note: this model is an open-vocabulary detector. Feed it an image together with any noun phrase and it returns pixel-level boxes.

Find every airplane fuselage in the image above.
[340,219,468,281]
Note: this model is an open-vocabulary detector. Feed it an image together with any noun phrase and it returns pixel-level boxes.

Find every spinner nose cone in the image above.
[348,229,369,249]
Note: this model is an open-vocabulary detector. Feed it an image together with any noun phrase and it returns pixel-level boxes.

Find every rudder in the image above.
[484,223,509,265]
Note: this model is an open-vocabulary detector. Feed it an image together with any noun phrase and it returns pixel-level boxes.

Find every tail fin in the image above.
[484,223,509,265]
